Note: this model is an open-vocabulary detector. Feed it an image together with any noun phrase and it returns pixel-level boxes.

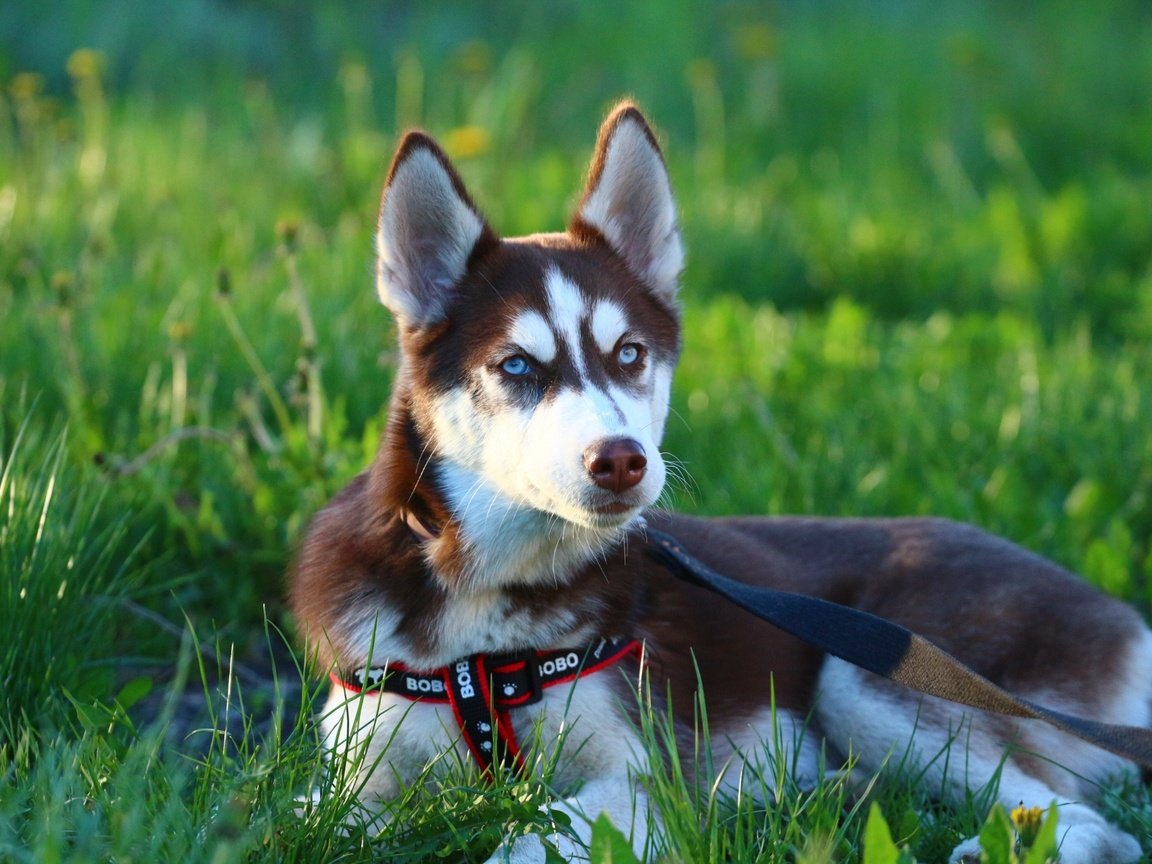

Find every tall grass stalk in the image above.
[0,421,146,742]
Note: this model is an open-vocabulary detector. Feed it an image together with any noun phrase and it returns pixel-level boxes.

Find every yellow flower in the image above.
[1010,803,1044,848]
[67,49,105,80]
[444,125,491,160]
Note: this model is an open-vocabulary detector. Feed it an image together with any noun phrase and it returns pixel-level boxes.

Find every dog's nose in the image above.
[584,438,647,493]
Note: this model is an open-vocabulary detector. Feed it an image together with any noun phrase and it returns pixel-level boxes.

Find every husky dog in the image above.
[290,102,1150,863]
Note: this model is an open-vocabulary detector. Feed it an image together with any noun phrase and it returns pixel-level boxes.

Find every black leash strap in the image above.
[645,528,1152,768]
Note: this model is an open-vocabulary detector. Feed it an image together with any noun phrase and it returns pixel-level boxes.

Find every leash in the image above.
[644,527,1152,769]
[333,638,642,777]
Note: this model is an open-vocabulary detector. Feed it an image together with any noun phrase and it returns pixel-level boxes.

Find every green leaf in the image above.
[1022,804,1059,864]
[978,805,1016,864]
[114,676,153,711]
[863,803,900,864]
[588,813,641,864]
[69,698,108,734]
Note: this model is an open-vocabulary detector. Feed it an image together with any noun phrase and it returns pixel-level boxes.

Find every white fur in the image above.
[544,269,589,375]
[1010,630,1152,798]
[320,687,457,810]
[433,462,623,598]
[512,672,652,860]
[508,309,558,365]
[711,707,825,797]
[590,299,629,354]
[428,386,493,470]
[341,607,403,669]
[647,366,674,451]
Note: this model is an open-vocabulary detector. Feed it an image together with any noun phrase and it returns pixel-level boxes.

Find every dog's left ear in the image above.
[571,102,683,306]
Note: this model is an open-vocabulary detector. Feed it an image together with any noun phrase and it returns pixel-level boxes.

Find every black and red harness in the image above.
[332,637,642,776]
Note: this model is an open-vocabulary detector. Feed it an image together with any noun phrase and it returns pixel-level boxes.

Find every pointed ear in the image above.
[375,132,496,326]
[571,102,683,306]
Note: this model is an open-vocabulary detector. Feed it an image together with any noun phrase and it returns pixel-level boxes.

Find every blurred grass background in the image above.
[2,1,1152,860]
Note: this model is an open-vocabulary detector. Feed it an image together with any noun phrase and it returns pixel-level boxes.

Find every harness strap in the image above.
[644,527,1152,769]
[332,638,641,777]
[446,653,523,775]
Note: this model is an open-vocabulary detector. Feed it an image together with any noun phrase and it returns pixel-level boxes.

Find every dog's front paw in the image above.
[947,835,983,864]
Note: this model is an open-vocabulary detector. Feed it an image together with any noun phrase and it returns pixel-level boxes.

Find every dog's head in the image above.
[375,103,682,578]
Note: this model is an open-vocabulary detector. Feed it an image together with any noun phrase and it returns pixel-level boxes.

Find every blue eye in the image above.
[501,356,531,376]
[617,343,642,366]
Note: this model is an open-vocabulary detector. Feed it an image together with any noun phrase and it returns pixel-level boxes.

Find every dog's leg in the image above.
[485,678,654,864]
[484,777,650,864]
[945,783,1141,864]
[816,657,1146,864]
[317,688,466,829]
[711,707,826,798]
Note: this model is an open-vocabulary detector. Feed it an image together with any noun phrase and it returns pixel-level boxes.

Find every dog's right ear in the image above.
[375,133,496,327]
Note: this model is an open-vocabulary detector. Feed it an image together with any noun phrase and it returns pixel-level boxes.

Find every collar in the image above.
[331,637,642,777]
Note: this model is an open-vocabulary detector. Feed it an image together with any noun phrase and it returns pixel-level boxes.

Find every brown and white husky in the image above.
[290,102,1151,863]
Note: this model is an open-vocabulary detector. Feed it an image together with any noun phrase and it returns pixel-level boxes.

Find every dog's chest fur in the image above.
[290,470,652,672]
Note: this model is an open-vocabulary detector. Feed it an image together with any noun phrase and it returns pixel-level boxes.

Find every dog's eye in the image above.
[617,343,644,367]
[500,355,532,377]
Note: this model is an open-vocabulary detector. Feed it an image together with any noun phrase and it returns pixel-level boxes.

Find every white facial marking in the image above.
[507,309,557,364]
[544,268,587,374]
[649,365,674,444]
[590,300,628,355]
[429,387,488,470]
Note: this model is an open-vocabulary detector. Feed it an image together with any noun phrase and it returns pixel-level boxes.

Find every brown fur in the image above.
[290,100,1150,864]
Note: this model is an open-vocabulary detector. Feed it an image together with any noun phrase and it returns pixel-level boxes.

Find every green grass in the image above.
[2,0,1152,860]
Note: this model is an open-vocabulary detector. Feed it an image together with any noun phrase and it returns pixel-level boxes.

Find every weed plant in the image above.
[2,1,1151,860]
